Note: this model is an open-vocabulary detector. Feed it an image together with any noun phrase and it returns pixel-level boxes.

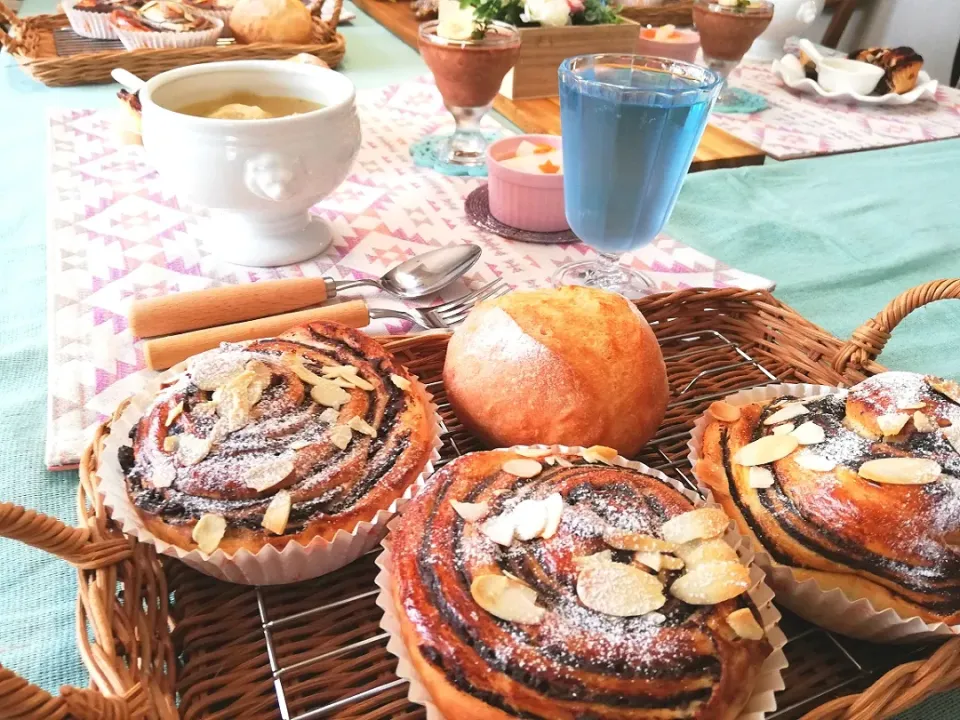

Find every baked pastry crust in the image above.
[120,322,436,555]
[391,449,772,720]
[111,1,214,32]
[697,371,960,625]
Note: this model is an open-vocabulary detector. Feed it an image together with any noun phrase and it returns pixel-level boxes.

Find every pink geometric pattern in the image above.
[45,76,773,469]
[712,60,960,160]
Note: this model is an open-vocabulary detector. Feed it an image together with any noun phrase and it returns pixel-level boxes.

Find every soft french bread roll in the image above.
[443,286,668,456]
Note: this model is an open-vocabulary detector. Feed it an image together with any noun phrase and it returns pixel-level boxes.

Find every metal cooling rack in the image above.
[52,27,234,57]
[251,329,924,720]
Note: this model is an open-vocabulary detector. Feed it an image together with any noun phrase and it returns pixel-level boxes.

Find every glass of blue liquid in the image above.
[555,55,722,298]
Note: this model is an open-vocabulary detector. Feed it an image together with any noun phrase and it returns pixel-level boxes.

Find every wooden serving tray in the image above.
[350,0,765,171]
[3,282,960,719]
[0,0,346,87]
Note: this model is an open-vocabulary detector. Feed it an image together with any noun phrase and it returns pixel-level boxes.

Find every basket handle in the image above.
[0,664,145,720]
[308,0,341,36]
[833,278,960,374]
[0,2,24,55]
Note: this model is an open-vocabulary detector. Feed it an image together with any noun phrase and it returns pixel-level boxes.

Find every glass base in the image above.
[552,257,655,299]
[435,131,488,167]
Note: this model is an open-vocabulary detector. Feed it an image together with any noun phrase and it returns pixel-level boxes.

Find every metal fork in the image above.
[369,277,509,329]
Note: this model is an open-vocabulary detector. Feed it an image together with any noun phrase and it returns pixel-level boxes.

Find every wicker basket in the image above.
[3,281,960,719]
[0,0,346,87]
[617,0,693,27]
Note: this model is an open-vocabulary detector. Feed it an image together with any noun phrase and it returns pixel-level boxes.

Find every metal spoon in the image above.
[128,244,483,338]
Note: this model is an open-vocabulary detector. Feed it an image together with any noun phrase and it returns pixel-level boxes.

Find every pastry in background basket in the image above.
[385,446,784,719]
[443,286,669,457]
[180,0,235,30]
[63,0,143,40]
[694,371,960,631]
[849,46,924,94]
[118,321,438,558]
[110,0,223,49]
[228,0,314,44]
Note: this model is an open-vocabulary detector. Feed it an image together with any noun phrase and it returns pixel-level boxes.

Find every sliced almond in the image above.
[243,456,295,492]
[165,401,184,427]
[791,421,825,445]
[669,561,751,605]
[694,460,728,496]
[451,499,490,523]
[215,369,256,432]
[748,467,775,489]
[192,400,218,417]
[502,458,542,478]
[514,447,551,458]
[878,413,910,437]
[675,538,739,568]
[763,402,808,425]
[581,445,618,465]
[330,377,357,389]
[310,380,351,409]
[471,574,545,625]
[245,360,272,406]
[554,456,574,468]
[633,551,662,572]
[541,493,564,539]
[858,458,942,485]
[348,416,377,437]
[943,426,960,455]
[661,508,729,545]
[261,490,292,535]
[727,607,765,640]
[343,374,375,391]
[577,562,666,617]
[322,364,359,378]
[390,374,411,391]
[795,453,837,472]
[708,401,742,423]
[603,527,678,553]
[288,440,311,450]
[513,499,548,540]
[926,376,960,405]
[661,554,685,571]
[899,401,927,411]
[319,407,340,424]
[282,353,325,385]
[152,463,176,489]
[575,550,614,571]
[329,424,353,450]
[188,351,248,391]
[772,423,796,436]
[480,513,516,546]
[914,411,937,433]
[176,434,212,466]
[163,435,179,453]
[543,455,557,466]
[733,435,799,467]
[192,513,226,554]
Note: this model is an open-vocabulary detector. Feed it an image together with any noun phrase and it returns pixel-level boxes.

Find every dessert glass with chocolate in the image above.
[418,20,521,167]
[692,0,773,108]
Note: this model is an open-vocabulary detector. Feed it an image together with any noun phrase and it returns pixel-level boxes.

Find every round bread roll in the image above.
[229,0,312,44]
[443,286,668,456]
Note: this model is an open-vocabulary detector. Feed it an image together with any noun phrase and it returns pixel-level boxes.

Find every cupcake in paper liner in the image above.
[111,0,222,50]
[181,0,234,37]
[63,0,142,40]
[98,322,444,585]
[687,376,960,642]
[375,445,788,720]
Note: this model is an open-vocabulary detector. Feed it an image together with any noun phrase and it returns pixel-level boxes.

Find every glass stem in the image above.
[444,102,493,165]
[592,252,627,287]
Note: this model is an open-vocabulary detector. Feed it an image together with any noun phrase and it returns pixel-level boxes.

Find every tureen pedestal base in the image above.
[203,211,333,267]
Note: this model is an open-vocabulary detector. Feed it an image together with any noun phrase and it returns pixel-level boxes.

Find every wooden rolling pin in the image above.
[129,277,337,338]
[143,300,370,370]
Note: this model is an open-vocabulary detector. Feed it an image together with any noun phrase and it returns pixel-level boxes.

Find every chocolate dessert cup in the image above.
[693,0,773,109]
[418,20,521,167]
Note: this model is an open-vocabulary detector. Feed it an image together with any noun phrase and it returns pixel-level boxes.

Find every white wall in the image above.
[806,0,960,83]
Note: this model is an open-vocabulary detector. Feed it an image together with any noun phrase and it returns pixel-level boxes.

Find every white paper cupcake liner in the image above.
[190,6,232,37]
[687,382,960,643]
[98,361,443,585]
[63,3,118,40]
[375,445,789,720]
[113,17,223,50]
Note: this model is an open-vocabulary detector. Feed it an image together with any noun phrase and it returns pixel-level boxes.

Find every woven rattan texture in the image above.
[2,285,960,719]
[0,0,346,87]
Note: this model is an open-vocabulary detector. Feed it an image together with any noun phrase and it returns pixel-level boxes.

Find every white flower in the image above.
[521,0,571,27]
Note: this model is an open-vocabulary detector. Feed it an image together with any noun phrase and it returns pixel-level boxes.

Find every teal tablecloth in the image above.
[1,1,959,716]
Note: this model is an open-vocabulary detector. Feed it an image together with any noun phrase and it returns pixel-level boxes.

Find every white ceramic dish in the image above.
[139,60,361,267]
[773,53,938,106]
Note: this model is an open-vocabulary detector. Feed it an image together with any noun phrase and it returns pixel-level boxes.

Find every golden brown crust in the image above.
[697,372,960,625]
[390,449,771,719]
[123,321,436,556]
[443,286,669,458]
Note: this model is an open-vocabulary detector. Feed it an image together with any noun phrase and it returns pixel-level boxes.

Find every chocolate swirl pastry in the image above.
[73,0,143,14]
[390,447,773,720]
[111,0,214,32]
[697,371,960,625]
[121,322,436,556]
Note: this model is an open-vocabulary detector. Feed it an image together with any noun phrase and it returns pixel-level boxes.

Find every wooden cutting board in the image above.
[351,0,766,172]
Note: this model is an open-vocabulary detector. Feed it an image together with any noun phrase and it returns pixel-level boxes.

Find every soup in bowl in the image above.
[139,60,361,267]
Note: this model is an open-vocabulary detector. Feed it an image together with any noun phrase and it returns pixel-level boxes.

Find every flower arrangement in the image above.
[463,0,620,34]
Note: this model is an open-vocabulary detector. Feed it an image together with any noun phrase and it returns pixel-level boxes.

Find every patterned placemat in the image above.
[45,76,773,469]
[713,59,960,160]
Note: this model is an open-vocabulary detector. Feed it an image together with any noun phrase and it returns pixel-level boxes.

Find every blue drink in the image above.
[555,55,721,297]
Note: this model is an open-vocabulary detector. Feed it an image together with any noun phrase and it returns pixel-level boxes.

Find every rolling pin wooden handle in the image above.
[129,277,338,339]
[143,300,370,370]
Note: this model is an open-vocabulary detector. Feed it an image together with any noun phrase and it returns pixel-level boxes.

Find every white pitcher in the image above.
[745,0,825,61]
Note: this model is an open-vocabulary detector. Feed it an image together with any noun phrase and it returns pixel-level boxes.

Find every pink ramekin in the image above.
[486,134,568,233]
[636,27,701,64]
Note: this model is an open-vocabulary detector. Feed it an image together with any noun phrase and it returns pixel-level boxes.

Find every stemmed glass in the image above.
[554,54,722,298]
